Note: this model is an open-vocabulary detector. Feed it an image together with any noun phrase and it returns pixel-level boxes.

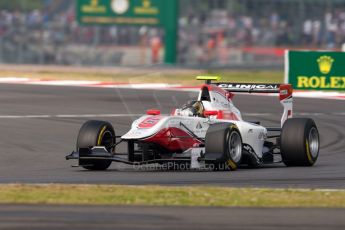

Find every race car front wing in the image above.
[66,146,206,167]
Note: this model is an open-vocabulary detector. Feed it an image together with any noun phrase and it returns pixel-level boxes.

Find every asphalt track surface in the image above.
[0,83,344,188]
[0,204,344,230]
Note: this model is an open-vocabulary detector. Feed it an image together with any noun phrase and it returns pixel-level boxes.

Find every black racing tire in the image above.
[77,120,115,170]
[205,123,243,171]
[280,118,320,166]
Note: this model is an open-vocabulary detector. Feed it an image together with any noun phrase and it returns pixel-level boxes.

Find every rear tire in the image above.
[205,123,242,170]
[77,120,115,170]
[280,118,319,166]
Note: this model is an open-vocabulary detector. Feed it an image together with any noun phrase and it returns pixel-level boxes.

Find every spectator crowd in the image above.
[1,2,345,65]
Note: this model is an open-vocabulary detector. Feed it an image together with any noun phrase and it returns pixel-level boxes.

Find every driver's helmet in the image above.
[181,100,204,117]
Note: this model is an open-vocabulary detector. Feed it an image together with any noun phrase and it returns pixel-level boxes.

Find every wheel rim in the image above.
[228,131,242,163]
[308,127,319,158]
[100,131,114,152]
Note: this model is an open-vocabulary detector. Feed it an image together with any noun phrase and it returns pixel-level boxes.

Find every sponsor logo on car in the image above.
[258,131,267,140]
[218,84,279,90]
[196,122,203,129]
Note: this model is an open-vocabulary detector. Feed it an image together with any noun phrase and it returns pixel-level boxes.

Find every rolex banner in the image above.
[285,50,345,91]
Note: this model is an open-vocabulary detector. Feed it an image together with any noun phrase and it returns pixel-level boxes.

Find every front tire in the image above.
[205,123,242,170]
[77,120,115,170]
[280,118,320,166]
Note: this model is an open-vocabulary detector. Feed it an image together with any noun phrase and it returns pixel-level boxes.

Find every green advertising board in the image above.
[285,50,345,91]
[76,0,178,64]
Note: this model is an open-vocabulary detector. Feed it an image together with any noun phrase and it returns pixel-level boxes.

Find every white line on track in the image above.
[1,78,345,100]
[0,112,344,119]
[0,114,143,119]
[244,112,345,116]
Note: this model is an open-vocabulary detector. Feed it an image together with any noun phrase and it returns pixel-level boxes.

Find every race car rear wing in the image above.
[196,77,293,127]
[216,83,280,93]
[217,83,293,127]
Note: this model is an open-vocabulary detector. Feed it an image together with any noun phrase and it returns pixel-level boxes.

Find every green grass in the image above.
[0,69,284,85]
[0,184,344,208]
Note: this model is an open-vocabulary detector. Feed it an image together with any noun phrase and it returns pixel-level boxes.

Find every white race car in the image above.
[66,76,320,171]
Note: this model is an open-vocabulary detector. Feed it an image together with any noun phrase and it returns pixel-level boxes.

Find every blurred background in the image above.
[0,0,345,68]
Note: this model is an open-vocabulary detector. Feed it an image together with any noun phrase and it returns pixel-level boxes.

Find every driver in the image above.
[180,100,205,117]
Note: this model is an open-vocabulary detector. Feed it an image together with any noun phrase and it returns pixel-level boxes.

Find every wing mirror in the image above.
[146,109,161,115]
[204,110,218,117]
